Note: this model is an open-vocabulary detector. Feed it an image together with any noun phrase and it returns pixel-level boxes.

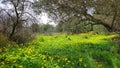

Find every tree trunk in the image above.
[9,1,19,39]
[111,9,117,31]
[9,23,16,39]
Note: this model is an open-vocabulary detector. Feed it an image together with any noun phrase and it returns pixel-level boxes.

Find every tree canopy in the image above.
[33,0,120,32]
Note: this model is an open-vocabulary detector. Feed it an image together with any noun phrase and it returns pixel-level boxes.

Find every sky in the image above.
[0,1,4,8]
[38,12,56,26]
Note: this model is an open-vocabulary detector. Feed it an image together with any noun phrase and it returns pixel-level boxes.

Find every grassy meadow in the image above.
[0,32,120,68]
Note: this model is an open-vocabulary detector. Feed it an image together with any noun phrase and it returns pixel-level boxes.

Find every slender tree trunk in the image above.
[9,2,19,39]
[9,24,16,39]
[111,9,117,31]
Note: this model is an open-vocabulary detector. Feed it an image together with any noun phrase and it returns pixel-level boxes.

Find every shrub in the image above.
[11,30,34,44]
[0,33,9,48]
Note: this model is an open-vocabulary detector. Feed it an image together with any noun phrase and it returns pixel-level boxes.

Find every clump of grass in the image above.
[39,37,45,42]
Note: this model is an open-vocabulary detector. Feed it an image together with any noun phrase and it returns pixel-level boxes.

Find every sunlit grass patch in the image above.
[35,33,117,45]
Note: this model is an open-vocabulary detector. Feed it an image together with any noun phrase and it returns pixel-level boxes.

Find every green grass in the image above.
[0,33,120,68]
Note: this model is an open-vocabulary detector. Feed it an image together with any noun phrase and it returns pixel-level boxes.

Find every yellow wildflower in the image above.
[79,58,83,62]
[1,61,5,65]
[18,48,22,51]
[18,65,23,68]
[67,60,71,63]
[84,64,87,67]
[64,58,68,61]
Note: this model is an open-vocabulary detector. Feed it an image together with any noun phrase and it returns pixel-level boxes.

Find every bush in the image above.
[0,33,16,50]
[0,33,9,48]
[11,30,34,44]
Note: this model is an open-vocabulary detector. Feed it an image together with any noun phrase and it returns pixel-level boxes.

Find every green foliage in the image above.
[93,25,109,34]
[56,17,93,33]
[0,33,120,68]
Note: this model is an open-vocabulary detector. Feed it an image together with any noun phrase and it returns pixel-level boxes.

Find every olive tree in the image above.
[33,0,120,32]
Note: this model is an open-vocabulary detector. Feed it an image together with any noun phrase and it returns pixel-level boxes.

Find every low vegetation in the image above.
[0,32,120,68]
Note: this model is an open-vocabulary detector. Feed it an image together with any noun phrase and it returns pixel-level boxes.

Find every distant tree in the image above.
[40,23,54,34]
[31,23,40,33]
[56,22,64,32]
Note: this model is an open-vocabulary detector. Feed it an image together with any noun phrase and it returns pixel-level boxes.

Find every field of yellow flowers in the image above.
[0,33,120,68]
